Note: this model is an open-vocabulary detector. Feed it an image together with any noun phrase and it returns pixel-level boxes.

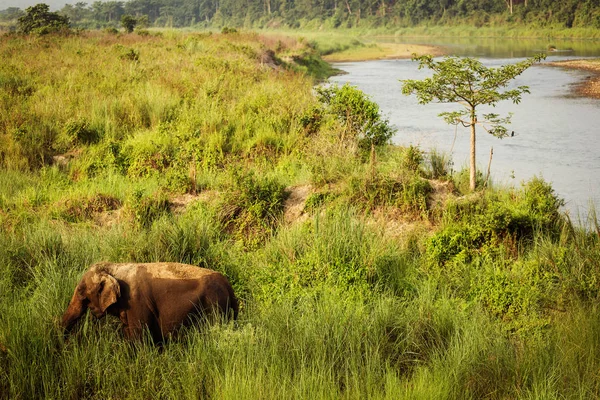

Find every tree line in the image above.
[1,0,599,30]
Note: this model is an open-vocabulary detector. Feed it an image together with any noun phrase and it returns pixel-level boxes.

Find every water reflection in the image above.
[329,40,600,219]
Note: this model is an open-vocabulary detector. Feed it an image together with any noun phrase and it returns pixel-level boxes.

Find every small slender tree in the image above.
[401,54,544,191]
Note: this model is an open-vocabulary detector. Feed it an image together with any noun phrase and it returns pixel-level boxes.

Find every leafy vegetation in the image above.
[402,54,544,191]
[316,83,395,152]
[3,0,600,32]
[17,3,70,34]
[1,31,600,399]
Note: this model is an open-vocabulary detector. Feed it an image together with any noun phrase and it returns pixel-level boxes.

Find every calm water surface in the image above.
[330,38,600,219]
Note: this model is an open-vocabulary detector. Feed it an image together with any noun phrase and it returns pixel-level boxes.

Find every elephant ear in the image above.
[99,273,120,313]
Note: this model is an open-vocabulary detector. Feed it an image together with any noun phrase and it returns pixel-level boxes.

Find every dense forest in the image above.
[1,0,600,30]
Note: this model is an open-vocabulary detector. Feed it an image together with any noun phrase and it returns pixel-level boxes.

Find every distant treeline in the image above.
[1,0,600,30]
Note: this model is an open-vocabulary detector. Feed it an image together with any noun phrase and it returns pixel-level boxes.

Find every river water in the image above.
[329,38,600,220]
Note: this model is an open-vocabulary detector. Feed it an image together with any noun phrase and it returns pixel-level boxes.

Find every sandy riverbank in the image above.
[322,42,445,62]
[547,59,600,99]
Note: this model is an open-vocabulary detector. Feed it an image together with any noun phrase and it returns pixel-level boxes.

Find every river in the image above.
[329,38,600,221]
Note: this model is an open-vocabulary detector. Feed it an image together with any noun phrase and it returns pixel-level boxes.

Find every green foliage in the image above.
[127,189,171,229]
[17,3,70,35]
[401,145,424,173]
[46,0,600,31]
[257,208,411,300]
[402,54,544,191]
[298,105,323,136]
[54,193,121,223]
[427,149,452,179]
[120,14,136,33]
[427,177,565,268]
[62,119,100,147]
[316,83,395,152]
[402,54,545,138]
[304,191,335,212]
[347,171,431,214]
[424,177,569,334]
[221,26,238,34]
[219,170,288,246]
[522,176,565,228]
[453,167,485,193]
[118,46,140,62]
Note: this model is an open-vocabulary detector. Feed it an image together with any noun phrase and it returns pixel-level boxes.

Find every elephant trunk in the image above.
[61,288,87,336]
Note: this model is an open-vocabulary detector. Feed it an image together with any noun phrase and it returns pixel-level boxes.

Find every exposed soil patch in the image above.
[170,190,220,214]
[547,59,600,99]
[369,206,432,240]
[93,208,123,227]
[427,179,455,210]
[284,184,312,224]
[52,148,83,168]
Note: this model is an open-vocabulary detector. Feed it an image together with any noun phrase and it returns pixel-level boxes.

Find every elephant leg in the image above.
[122,325,143,340]
[119,311,145,341]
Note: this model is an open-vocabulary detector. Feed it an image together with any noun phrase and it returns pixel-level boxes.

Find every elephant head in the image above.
[61,269,120,334]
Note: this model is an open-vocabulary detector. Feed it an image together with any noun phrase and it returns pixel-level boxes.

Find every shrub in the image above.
[347,171,431,214]
[522,176,564,229]
[427,149,452,179]
[402,145,424,173]
[17,4,70,35]
[120,15,137,33]
[316,84,395,152]
[10,123,57,170]
[55,194,121,223]
[127,189,171,229]
[62,119,100,146]
[118,47,139,62]
[219,170,288,246]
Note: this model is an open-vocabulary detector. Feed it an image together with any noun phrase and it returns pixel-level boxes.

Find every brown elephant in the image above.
[61,262,238,342]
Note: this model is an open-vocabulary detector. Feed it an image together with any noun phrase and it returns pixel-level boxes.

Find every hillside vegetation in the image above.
[2,30,600,399]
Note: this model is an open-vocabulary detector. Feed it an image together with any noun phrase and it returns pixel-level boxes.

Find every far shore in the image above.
[547,59,600,99]
[322,42,445,62]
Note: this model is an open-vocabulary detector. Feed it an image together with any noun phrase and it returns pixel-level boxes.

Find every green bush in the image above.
[127,189,171,229]
[427,149,452,179]
[522,176,565,230]
[316,84,395,152]
[347,170,431,214]
[402,145,424,173]
[62,119,100,146]
[17,4,70,35]
[54,193,121,223]
[219,170,288,246]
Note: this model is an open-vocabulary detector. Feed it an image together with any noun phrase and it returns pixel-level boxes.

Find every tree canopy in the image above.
[3,0,600,30]
[17,3,70,34]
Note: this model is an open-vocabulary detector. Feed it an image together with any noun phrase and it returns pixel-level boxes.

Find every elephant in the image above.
[61,262,238,342]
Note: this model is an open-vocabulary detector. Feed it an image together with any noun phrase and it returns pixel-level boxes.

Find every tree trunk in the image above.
[470,111,477,191]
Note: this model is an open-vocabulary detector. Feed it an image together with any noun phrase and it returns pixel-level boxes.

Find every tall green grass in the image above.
[2,30,600,399]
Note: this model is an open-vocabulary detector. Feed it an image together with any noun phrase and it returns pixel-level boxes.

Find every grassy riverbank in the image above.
[2,30,600,399]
